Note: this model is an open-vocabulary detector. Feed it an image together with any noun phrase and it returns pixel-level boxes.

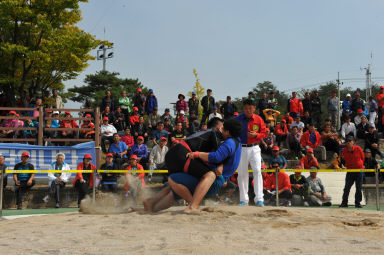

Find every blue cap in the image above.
[295,113,300,118]
[149,89,153,93]
[213,106,218,110]
[355,90,360,94]
[192,91,196,95]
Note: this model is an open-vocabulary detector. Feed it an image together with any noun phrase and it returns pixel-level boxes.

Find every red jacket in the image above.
[246,114,267,144]
[289,98,303,115]
[275,124,289,136]
[60,119,79,135]
[130,114,140,126]
[282,116,294,125]
[176,100,188,112]
[121,135,134,148]
[342,146,365,169]
[270,172,291,191]
[124,163,146,191]
[73,162,96,187]
[300,130,321,148]
[300,155,319,169]
[262,173,273,190]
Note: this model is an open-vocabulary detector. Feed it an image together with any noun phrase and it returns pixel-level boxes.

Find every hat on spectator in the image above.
[103,116,109,121]
[46,110,52,113]
[83,153,92,159]
[346,93,351,97]
[21,152,30,157]
[133,106,138,111]
[160,137,167,141]
[234,112,239,116]
[137,136,144,140]
[149,89,153,93]
[380,86,384,89]
[137,88,142,92]
[15,113,20,117]
[65,111,71,115]
[307,148,314,153]
[266,128,270,132]
[213,106,218,110]
[281,119,286,123]
[294,113,300,119]
[192,91,196,95]
[295,165,304,169]
[130,154,138,159]
[106,153,113,158]
[180,110,185,114]
[357,109,363,113]
[165,108,170,112]
[355,90,361,94]
[53,111,59,115]
[85,114,91,118]
[345,136,355,142]
[9,110,16,115]
[272,146,279,151]
[178,94,185,99]
[364,148,371,153]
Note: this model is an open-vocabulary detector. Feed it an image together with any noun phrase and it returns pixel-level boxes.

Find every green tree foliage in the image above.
[251,81,289,113]
[0,0,103,105]
[187,68,204,118]
[68,70,146,107]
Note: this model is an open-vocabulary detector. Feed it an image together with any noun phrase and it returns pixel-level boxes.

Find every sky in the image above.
[65,0,384,112]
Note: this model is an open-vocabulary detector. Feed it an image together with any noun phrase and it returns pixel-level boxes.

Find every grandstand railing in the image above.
[0,168,382,217]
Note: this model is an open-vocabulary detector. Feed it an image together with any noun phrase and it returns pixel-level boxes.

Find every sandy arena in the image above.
[1,202,383,255]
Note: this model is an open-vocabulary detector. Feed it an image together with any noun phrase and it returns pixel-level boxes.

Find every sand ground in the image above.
[0,204,383,255]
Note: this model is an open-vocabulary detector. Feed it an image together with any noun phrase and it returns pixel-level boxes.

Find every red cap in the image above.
[9,111,16,115]
[137,88,142,92]
[380,86,384,89]
[266,128,270,132]
[21,152,30,157]
[83,153,92,159]
[234,112,239,116]
[281,119,286,123]
[137,136,144,140]
[103,116,109,121]
[46,110,52,113]
[357,109,363,113]
[272,146,279,151]
[130,154,138,159]
[307,148,314,153]
[106,153,113,157]
[15,113,20,117]
[160,136,167,141]
[65,111,71,115]
[133,106,138,111]
[85,114,91,118]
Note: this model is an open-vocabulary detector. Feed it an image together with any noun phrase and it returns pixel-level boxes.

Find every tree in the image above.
[68,71,146,107]
[187,68,205,118]
[251,81,289,112]
[0,0,103,106]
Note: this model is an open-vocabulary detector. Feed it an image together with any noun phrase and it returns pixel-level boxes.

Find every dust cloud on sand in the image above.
[1,206,383,255]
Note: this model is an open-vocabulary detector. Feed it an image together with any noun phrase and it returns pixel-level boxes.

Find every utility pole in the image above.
[364,64,372,102]
[97,44,114,71]
[336,72,342,131]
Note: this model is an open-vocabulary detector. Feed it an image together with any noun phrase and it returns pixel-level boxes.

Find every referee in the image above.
[236,99,267,206]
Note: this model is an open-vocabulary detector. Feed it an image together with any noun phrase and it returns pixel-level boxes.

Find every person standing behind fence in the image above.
[100,153,119,193]
[327,90,339,128]
[201,89,215,125]
[73,154,95,208]
[44,153,71,208]
[375,86,384,132]
[340,136,365,208]
[13,152,35,210]
[236,99,267,206]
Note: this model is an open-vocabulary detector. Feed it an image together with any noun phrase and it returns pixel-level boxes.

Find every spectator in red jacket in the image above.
[129,107,140,126]
[60,111,79,141]
[264,162,292,206]
[282,112,294,126]
[287,92,303,118]
[274,119,289,147]
[300,148,319,169]
[73,154,96,208]
[124,154,145,202]
[300,123,321,149]
[340,136,365,208]
[176,94,188,114]
[121,127,134,148]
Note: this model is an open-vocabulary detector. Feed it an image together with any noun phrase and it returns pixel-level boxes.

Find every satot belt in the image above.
[241,143,259,147]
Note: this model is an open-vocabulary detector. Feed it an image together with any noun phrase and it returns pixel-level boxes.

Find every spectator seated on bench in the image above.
[100,154,119,193]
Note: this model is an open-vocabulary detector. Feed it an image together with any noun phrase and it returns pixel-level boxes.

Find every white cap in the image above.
[53,111,59,115]
[346,94,351,97]
[180,110,185,114]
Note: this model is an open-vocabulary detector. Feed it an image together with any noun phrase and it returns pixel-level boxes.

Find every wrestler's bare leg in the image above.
[168,177,193,204]
[131,185,171,212]
[184,171,216,213]
[152,191,175,212]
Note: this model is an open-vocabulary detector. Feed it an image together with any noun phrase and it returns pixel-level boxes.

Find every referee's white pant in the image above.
[237,145,263,203]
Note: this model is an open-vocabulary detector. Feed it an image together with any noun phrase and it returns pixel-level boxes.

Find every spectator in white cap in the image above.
[342,93,352,115]
[208,106,222,120]
[176,110,189,130]
[43,153,71,208]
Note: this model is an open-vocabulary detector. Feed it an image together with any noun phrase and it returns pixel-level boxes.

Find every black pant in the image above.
[50,180,65,203]
[324,138,340,154]
[342,172,363,205]
[378,108,383,133]
[101,135,114,153]
[275,134,287,147]
[75,180,90,205]
[101,183,118,193]
[264,190,292,201]
[201,112,210,125]
[312,111,322,129]
[15,180,35,206]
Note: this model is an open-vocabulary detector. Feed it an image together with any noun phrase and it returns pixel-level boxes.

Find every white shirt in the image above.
[48,161,71,187]
[149,145,168,165]
[290,121,305,131]
[208,112,222,120]
[341,122,356,138]
[101,124,117,137]
[354,115,363,126]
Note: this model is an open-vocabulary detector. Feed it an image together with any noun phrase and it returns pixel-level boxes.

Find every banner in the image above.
[0,142,96,174]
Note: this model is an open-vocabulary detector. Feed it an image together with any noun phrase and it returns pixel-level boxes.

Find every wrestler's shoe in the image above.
[238,201,248,206]
[255,201,264,207]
